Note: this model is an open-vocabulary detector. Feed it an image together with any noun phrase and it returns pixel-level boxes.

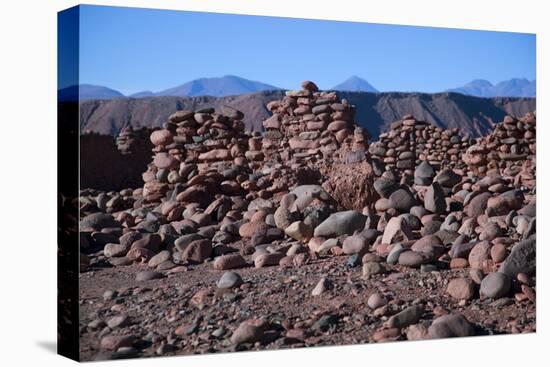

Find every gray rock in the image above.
[449,241,479,259]
[362,262,386,278]
[467,192,492,217]
[135,270,164,282]
[499,238,536,277]
[104,243,129,258]
[523,217,536,240]
[80,213,119,230]
[174,233,203,252]
[148,250,171,268]
[434,169,462,187]
[311,277,332,296]
[398,251,427,268]
[387,305,424,328]
[387,243,406,264]
[374,178,399,198]
[414,161,435,186]
[313,210,367,237]
[312,314,338,332]
[428,314,475,338]
[480,272,511,299]
[479,223,502,241]
[424,183,446,214]
[107,314,130,329]
[389,189,417,212]
[217,271,243,289]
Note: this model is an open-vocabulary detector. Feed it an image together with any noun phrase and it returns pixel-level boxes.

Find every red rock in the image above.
[372,328,401,342]
[131,233,162,252]
[198,149,231,161]
[367,292,388,309]
[254,253,284,268]
[406,324,428,340]
[490,243,507,263]
[153,152,177,169]
[521,284,536,302]
[150,129,173,146]
[411,234,443,252]
[263,114,281,129]
[239,222,269,238]
[289,137,320,150]
[100,335,136,351]
[467,192,492,217]
[342,235,369,255]
[212,254,247,270]
[468,241,492,271]
[182,239,212,263]
[126,247,154,263]
[231,320,265,345]
[301,80,319,92]
[168,110,194,123]
[382,217,414,244]
[327,120,348,132]
[446,278,475,300]
[450,258,469,269]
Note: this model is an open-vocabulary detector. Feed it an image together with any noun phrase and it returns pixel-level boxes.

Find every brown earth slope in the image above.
[76,91,535,138]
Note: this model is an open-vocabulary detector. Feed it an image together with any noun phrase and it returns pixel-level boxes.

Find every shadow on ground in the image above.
[36,341,57,354]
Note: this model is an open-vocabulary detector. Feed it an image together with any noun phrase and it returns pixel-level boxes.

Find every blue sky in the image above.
[73,5,536,95]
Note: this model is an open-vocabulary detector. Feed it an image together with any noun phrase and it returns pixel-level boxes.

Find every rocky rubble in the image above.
[463,111,536,188]
[77,81,536,361]
[369,115,475,179]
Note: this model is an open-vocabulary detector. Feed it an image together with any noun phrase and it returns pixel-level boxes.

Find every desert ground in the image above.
[77,81,536,361]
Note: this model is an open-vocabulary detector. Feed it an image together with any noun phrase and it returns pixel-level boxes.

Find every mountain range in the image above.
[76,90,535,139]
[59,76,280,101]
[446,78,536,98]
[58,75,536,101]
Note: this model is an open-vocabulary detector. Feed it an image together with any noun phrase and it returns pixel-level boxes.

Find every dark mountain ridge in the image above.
[76,90,535,139]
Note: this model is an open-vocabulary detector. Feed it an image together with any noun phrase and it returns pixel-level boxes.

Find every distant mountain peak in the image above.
[129,90,155,98]
[155,75,282,98]
[447,78,535,98]
[466,79,494,87]
[332,76,379,93]
[58,84,125,101]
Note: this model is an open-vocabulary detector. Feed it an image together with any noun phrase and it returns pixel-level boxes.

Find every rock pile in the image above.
[115,127,152,155]
[261,80,370,166]
[141,106,252,203]
[463,112,536,188]
[259,81,376,210]
[369,115,474,178]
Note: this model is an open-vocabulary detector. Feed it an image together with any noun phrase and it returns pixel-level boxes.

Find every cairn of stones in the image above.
[259,81,375,208]
[141,106,253,204]
[116,127,137,155]
[262,80,370,167]
[369,115,474,180]
[116,127,154,155]
[463,112,536,189]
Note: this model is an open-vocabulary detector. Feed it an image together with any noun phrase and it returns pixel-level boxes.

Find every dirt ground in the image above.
[78,253,535,361]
